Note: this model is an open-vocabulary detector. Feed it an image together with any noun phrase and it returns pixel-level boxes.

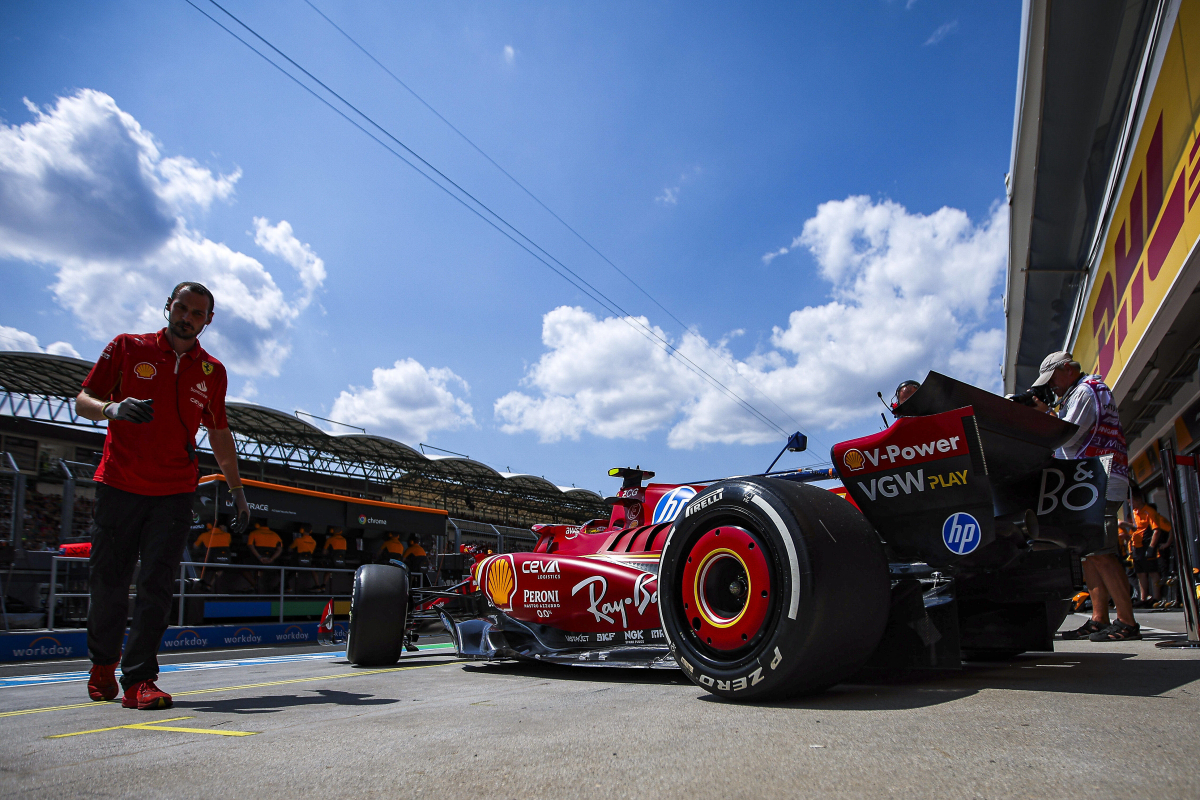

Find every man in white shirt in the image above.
[1031,351,1138,642]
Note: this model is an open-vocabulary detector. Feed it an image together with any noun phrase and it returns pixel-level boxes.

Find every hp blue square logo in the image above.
[942,512,981,555]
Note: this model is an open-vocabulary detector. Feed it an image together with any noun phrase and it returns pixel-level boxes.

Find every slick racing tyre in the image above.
[347,564,410,666]
[659,478,889,701]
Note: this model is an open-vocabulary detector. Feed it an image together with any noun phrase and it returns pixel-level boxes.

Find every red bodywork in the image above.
[464,483,705,641]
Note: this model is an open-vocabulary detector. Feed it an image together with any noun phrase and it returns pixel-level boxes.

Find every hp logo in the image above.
[653,486,697,523]
[942,512,981,555]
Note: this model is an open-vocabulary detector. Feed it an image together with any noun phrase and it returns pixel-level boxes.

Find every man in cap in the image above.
[1032,351,1138,642]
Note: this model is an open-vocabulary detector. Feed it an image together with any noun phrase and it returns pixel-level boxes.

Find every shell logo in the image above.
[133,362,157,379]
[486,556,515,610]
[842,448,866,472]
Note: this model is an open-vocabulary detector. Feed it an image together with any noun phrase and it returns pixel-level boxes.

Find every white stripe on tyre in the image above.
[750,495,801,620]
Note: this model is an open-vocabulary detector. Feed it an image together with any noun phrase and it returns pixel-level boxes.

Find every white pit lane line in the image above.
[0,643,456,690]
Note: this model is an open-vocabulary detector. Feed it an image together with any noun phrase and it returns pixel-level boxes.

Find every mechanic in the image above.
[192,520,232,591]
[246,519,283,593]
[322,526,348,556]
[192,520,231,554]
[1127,492,1171,607]
[1151,501,1177,607]
[289,524,319,591]
[76,281,251,710]
[403,534,429,581]
[375,531,405,564]
[1031,352,1138,642]
[321,526,349,591]
[290,525,317,558]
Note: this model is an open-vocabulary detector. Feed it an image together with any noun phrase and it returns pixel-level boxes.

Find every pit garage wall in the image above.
[1072,2,1200,396]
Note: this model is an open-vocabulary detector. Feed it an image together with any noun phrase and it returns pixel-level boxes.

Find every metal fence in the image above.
[447,517,537,553]
[43,556,359,631]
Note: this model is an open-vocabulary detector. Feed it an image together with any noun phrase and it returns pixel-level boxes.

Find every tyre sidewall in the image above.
[347,564,409,665]
[660,480,816,699]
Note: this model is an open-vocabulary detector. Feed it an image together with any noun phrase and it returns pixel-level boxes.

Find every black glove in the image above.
[229,487,251,535]
[104,397,154,423]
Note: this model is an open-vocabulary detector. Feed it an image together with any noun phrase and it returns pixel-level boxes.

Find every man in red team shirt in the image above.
[75,282,251,709]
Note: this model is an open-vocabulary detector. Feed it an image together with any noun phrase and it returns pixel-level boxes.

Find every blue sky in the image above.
[0,1,1020,495]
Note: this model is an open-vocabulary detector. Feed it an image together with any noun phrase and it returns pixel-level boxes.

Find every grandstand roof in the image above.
[0,351,606,524]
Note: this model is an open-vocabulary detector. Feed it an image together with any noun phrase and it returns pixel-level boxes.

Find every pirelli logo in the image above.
[685,489,723,517]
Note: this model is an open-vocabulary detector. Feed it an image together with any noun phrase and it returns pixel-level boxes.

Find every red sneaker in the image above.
[121,679,172,710]
[87,663,119,702]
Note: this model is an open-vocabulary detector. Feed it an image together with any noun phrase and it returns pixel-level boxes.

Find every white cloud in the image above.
[503,45,516,65]
[924,20,958,46]
[497,196,1008,448]
[252,217,326,306]
[0,90,325,376]
[330,358,475,443]
[762,246,789,265]
[656,166,702,206]
[0,324,81,358]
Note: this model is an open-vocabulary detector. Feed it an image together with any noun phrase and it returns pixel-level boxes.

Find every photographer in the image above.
[1028,352,1137,642]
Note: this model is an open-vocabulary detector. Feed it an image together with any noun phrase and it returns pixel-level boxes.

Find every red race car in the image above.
[341,371,1106,701]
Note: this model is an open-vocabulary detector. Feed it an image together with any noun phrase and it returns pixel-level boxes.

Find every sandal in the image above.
[1062,619,1106,640]
[1088,620,1141,642]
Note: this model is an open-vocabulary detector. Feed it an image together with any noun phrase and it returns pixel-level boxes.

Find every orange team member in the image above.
[1128,494,1171,605]
[193,522,231,554]
[247,522,282,565]
[323,527,348,553]
[402,534,428,576]
[380,532,405,556]
[290,527,317,557]
[402,534,426,561]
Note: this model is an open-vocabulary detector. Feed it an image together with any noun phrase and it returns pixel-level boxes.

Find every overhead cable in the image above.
[187,0,812,450]
[302,0,822,448]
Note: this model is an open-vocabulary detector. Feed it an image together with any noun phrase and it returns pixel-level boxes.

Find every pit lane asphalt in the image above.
[1,613,1197,800]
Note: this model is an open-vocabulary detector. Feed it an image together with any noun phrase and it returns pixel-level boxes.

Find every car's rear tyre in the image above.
[659,478,889,701]
[347,564,410,666]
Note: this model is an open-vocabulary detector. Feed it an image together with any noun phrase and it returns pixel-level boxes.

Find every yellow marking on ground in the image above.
[48,715,256,738]
[0,700,114,718]
[2,658,461,719]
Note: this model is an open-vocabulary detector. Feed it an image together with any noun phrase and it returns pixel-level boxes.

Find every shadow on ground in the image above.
[694,648,1200,710]
[177,688,399,714]
[460,660,689,688]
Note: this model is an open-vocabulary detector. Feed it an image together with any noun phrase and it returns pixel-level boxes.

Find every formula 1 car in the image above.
[342,372,1108,701]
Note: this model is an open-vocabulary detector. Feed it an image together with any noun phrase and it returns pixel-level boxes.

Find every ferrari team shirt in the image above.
[83,329,229,496]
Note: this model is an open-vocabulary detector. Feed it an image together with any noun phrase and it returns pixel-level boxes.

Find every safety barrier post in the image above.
[279,566,286,623]
[47,556,58,631]
[1156,446,1200,648]
[178,562,187,627]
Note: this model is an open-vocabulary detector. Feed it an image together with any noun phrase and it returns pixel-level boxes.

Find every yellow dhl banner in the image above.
[1073,4,1200,388]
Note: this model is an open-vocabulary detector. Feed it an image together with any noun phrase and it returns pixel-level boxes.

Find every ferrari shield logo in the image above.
[201,361,214,375]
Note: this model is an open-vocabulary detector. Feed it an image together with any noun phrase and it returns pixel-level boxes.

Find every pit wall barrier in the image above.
[0,620,348,663]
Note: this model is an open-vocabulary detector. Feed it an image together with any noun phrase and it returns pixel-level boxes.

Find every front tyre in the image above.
[347,564,410,666]
[659,478,889,700]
